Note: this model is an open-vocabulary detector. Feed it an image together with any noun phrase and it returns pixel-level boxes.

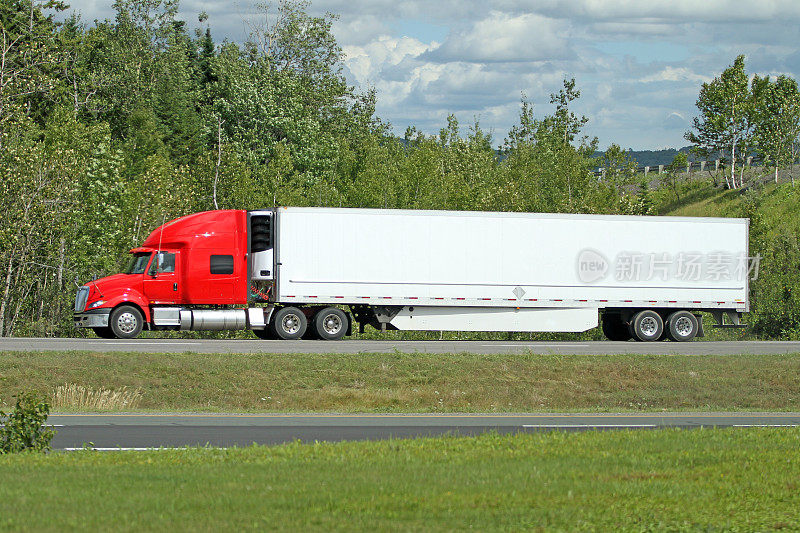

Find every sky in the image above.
[65,0,800,150]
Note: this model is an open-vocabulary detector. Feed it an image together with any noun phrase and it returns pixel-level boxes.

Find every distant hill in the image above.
[592,146,721,168]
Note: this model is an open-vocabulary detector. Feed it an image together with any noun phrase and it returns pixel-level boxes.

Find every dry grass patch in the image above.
[51,383,143,411]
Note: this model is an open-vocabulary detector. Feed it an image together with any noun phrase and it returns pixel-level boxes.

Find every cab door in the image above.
[143,251,181,304]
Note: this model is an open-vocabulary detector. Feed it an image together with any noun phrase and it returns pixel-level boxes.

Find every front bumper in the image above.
[74,309,111,328]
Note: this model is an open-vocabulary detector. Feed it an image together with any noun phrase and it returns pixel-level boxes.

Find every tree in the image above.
[753,74,800,185]
[207,0,379,202]
[0,0,67,141]
[599,144,638,197]
[544,77,589,145]
[662,152,689,201]
[686,55,755,189]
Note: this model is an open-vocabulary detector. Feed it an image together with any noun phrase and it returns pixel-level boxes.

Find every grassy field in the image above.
[1,428,798,531]
[1,351,799,412]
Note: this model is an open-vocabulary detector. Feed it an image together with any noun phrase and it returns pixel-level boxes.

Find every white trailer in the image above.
[270,207,749,341]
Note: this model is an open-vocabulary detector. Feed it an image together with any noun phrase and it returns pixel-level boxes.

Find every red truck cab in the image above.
[73,210,254,337]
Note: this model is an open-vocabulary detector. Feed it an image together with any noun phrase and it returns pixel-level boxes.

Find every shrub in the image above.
[748,232,800,339]
[0,392,56,453]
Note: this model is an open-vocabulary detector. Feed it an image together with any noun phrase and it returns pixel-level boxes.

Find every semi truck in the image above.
[73,207,750,342]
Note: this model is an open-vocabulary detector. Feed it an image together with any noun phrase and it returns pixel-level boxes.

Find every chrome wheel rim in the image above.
[281,313,301,334]
[322,313,342,335]
[675,316,693,337]
[640,316,658,337]
[117,312,137,334]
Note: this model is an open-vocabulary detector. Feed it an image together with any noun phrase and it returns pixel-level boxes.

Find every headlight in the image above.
[88,300,105,309]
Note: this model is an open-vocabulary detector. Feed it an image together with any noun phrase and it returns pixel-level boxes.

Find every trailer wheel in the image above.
[313,307,349,341]
[601,315,632,341]
[665,311,699,342]
[631,310,663,342]
[109,305,143,339]
[92,327,116,339]
[269,307,307,340]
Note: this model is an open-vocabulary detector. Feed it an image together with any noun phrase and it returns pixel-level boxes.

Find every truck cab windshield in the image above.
[126,253,152,274]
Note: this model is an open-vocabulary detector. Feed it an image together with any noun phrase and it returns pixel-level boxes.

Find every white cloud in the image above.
[423,11,571,63]
[343,35,433,84]
[511,0,800,23]
[640,67,711,84]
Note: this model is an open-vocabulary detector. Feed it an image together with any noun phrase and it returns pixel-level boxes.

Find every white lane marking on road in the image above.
[0,424,63,427]
[488,344,591,348]
[62,447,228,451]
[523,424,657,428]
[732,424,800,427]
[101,342,202,345]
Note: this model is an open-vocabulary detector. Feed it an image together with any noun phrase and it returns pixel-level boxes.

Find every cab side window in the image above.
[148,252,176,275]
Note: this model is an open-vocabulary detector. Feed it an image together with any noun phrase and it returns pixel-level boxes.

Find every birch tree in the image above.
[753,74,800,184]
[686,55,753,189]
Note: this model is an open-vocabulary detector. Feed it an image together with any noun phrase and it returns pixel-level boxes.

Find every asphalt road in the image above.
[47,413,800,450]
[3,337,800,354]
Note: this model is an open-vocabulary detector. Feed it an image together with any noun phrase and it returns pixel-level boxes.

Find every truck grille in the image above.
[75,287,89,312]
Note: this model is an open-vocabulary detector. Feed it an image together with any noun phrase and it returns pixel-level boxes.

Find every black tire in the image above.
[631,310,664,342]
[665,311,699,342]
[252,328,276,340]
[269,307,307,340]
[313,307,349,341]
[109,305,144,339]
[92,327,116,339]
[601,315,632,341]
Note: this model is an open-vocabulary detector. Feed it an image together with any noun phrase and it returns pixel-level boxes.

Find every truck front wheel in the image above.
[269,307,307,340]
[631,310,663,342]
[109,305,144,339]
[313,307,349,341]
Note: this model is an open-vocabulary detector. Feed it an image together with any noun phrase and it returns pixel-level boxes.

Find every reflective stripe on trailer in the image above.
[279,295,742,308]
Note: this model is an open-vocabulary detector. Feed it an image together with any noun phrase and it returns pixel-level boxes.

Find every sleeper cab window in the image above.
[210,254,234,275]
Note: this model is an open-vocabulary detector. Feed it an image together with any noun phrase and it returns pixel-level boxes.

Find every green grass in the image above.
[2,351,800,412]
[1,429,798,531]
[663,179,800,240]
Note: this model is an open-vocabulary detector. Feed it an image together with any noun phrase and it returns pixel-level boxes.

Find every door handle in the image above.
[173,283,178,291]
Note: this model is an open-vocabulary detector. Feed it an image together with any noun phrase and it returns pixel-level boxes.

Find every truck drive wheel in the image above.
[631,310,663,342]
[109,305,144,339]
[269,307,307,340]
[666,311,699,342]
[313,307,349,341]
[601,315,632,341]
